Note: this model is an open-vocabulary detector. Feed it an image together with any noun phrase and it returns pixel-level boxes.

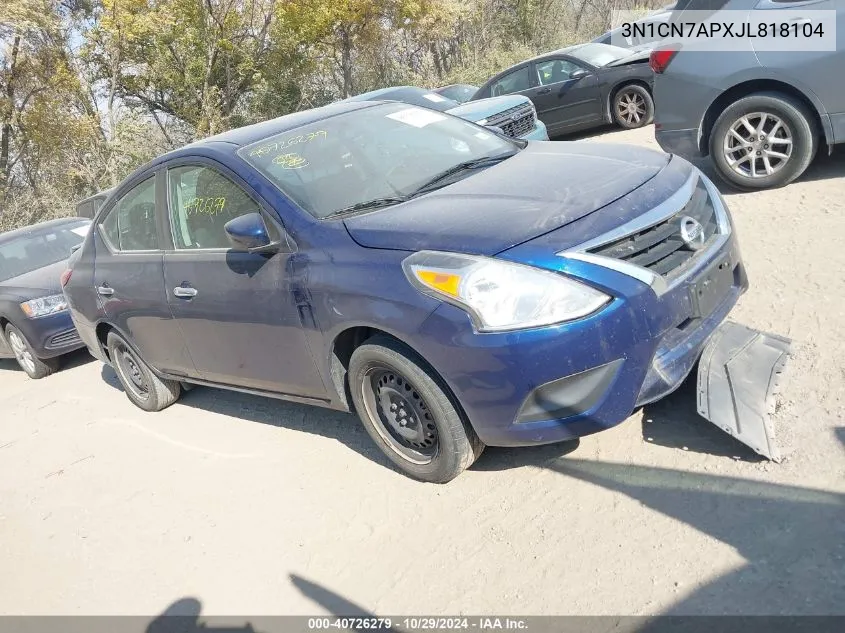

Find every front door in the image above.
[529,58,603,133]
[161,161,326,398]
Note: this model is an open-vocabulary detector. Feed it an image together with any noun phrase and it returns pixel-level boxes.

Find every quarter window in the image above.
[100,177,159,251]
[167,166,260,249]
[490,66,531,97]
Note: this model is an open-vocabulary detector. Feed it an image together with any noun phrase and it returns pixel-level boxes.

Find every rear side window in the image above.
[167,165,260,249]
[490,66,531,97]
[100,177,159,251]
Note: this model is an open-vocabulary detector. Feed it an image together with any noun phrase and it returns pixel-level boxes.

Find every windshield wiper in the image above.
[329,196,408,217]
[408,152,518,197]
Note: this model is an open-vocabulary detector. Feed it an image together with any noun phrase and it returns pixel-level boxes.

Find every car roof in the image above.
[181,100,379,150]
[0,217,89,243]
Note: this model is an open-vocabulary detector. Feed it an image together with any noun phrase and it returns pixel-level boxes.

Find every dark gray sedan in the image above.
[471,43,655,137]
[0,218,90,378]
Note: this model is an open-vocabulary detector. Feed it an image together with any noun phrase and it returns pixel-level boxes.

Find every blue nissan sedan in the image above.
[63,101,747,482]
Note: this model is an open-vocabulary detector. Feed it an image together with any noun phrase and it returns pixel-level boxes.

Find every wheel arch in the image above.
[700,79,830,156]
[328,324,469,429]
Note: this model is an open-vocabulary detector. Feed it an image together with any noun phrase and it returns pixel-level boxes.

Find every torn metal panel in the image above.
[696,321,792,461]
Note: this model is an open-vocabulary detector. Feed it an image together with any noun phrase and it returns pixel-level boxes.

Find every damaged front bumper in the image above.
[697,321,792,461]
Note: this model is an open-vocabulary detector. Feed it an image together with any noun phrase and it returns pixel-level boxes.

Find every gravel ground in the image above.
[1,125,843,619]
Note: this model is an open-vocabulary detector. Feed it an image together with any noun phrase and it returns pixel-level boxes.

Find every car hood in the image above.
[0,259,66,300]
[343,142,670,256]
[606,48,651,66]
[446,95,530,122]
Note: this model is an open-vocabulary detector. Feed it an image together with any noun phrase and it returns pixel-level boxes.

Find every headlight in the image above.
[402,251,611,332]
[20,294,68,318]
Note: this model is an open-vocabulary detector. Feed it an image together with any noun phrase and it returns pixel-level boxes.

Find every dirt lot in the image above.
[1,125,843,619]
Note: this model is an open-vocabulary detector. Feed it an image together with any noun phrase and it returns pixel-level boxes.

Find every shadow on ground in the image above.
[99,363,391,470]
[640,377,763,461]
[289,459,845,618]
[0,347,93,376]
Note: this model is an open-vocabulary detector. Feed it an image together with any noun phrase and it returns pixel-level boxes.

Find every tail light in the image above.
[649,49,679,74]
[60,269,72,287]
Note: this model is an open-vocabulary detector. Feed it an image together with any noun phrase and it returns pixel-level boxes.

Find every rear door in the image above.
[160,158,326,398]
[93,171,193,376]
[529,57,603,133]
[752,0,845,140]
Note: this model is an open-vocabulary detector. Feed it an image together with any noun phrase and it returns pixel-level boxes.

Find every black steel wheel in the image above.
[363,367,440,464]
[106,331,181,412]
[348,335,483,483]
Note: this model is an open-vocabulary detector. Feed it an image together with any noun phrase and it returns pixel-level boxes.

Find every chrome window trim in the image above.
[558,169,732,297]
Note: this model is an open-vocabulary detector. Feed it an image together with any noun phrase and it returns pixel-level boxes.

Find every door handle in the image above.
[173,286,198,298]
[96,285,114,296]
[536,88,552,95]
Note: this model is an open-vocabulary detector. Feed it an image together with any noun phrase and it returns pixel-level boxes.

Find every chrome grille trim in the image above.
[558,171,732,297]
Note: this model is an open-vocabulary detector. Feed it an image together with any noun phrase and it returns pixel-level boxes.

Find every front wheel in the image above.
[348,336,483,483]
[4,324,59,379]
[709,92,817,190]
[612,84,654,129]
[106,331,181,412]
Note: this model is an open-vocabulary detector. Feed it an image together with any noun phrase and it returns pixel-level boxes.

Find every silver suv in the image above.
[652,0,844,189]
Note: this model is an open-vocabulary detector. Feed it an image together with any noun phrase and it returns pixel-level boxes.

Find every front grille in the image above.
[485,103,536,138]
[586,178,719,278]
[48,329,81,348]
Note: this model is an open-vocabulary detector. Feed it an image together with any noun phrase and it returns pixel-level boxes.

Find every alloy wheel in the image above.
[616,90,646,126]
[8,331,36,375]
[723,112,793,179]
[362,367,439,465]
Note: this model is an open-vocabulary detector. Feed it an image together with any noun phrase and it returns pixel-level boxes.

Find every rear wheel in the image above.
[348,336,483,483]
[612,84,654,129]
[4,324,59,379]
[107,331,181,412]
[709,92,817,190]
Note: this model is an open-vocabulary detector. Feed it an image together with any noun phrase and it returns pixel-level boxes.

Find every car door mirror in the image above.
[224,213,285,254]
[570,69,590,80]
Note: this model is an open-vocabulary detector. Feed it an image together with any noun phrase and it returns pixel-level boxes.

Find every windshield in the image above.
[437,85,478,103]
[570,43,632,67]
[239,103,518,219]
[0,220,89,282]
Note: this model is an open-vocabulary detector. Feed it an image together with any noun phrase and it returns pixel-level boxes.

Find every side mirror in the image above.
[484,125,506,136]
[570,69,590,80]
[224,213,284,254]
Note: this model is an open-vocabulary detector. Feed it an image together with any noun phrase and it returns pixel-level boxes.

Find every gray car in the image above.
[653,0,845,189]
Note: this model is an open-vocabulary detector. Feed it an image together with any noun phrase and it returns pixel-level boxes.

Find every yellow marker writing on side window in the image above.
[415,270,461,298]
[184,197,226,216]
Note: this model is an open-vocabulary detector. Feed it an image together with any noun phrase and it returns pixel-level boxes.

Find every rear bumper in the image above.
[522,120,549,141]
[655,127,703,160]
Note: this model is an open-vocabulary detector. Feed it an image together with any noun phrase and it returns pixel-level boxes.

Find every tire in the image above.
[106,331,181,412]
[612,84,654,129]
[4,324,59,379]
[709,91,817,190]
[348,335,484,483]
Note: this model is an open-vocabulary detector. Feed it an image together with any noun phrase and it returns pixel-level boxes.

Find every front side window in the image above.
[490,66,531,96]
[167,166,260,249]
[239,102,517,219]
[536,59,586,85]
[100,177,159,251]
